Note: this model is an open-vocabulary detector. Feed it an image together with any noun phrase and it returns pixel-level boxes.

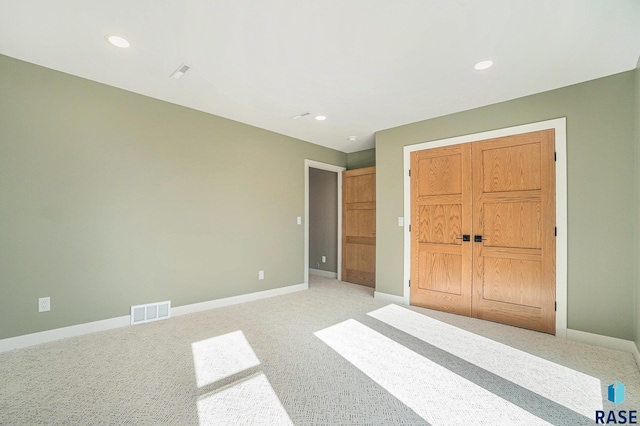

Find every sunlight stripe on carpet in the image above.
[368,304,602,418]
[197,372,293,425]
[191,330,260,388]
[315,319,552,426]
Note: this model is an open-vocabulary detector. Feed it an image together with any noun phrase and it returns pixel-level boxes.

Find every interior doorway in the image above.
[304,160,346,285]
[309,167,339,277]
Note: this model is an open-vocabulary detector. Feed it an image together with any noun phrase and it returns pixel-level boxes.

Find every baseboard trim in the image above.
[172,283,307,317]
[0,315,131,354]
[374,291,405,305]
[566,329,640,370]
[308,268,337,279]
[0,283,308,353]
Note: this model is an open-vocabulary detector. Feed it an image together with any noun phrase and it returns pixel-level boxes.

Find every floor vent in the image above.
[131,301,171,325]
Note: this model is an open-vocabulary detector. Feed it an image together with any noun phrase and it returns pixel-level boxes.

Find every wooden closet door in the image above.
[410,145,473,315]
[471,130,556,333]
[342,167,376,287]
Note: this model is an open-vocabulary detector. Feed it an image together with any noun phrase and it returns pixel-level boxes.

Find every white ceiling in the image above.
[1,1,639,153]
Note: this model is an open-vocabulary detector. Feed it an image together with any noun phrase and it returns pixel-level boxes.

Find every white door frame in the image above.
[304,160,346,285]
[402,118,568,337]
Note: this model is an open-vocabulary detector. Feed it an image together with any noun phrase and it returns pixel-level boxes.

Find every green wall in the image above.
[376,70,637,340]
[0,55,346,340]
[346,148,375,170]
[2,52,637,345]
[636,61,640,353]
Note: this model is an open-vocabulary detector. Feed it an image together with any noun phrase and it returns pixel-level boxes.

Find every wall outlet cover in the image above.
[259,270,265,280]
[38,297,50,312]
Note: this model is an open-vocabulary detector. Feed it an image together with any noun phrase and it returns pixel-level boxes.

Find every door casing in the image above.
[304,160,346,285]
[402,118,567,338]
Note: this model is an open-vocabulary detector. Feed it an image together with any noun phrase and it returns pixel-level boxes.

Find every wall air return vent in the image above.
[131,301,171,325]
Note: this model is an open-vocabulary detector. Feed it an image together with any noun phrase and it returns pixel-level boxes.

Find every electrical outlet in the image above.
[296,216,302,225]
[38,297,50,312]
[321,256,326,263]
[258,270,264,280]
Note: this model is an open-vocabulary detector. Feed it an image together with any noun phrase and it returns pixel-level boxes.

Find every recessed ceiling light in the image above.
[106,35,130,48]
[347,136,357,141]
[315,115,327,121]
[474,60,493,70]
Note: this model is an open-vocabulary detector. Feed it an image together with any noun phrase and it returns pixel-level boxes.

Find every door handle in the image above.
[474,235,486,243]
[456,235,471,242]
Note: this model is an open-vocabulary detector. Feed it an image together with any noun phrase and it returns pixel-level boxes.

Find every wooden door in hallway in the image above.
[410,130,556,333]
[342,167,376,287]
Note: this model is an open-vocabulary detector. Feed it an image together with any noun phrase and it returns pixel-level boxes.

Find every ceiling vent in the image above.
[171,63,191,79]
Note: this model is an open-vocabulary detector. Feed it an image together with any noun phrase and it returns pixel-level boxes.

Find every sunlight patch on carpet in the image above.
[197,372,293,426]
[369,305,602,418]
[315,319,552,425]
[368,304,602,418]
[191,330,260,388]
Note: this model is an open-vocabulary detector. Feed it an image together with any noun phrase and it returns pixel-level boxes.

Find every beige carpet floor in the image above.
[1,275,638,425]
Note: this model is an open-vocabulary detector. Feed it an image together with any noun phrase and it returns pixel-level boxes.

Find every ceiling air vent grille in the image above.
[131,301,171,325]
[170,63,191,79]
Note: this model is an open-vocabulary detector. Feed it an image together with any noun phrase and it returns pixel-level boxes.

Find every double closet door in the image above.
[410,130,556,334]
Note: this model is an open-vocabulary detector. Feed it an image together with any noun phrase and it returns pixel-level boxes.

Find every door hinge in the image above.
[555,227,557,236]
[408,169,411,176]
[409,225,411,232]
[554,302,557,311]
[554,152,557,162]
[409,280,411,288]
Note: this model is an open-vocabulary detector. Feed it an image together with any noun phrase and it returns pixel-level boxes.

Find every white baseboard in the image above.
[566,329,640,370]
[0,283,308,354]
[0,315,130,353]
[308,268,337,279]
[374,291,405,305]
[172,283,307,316]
